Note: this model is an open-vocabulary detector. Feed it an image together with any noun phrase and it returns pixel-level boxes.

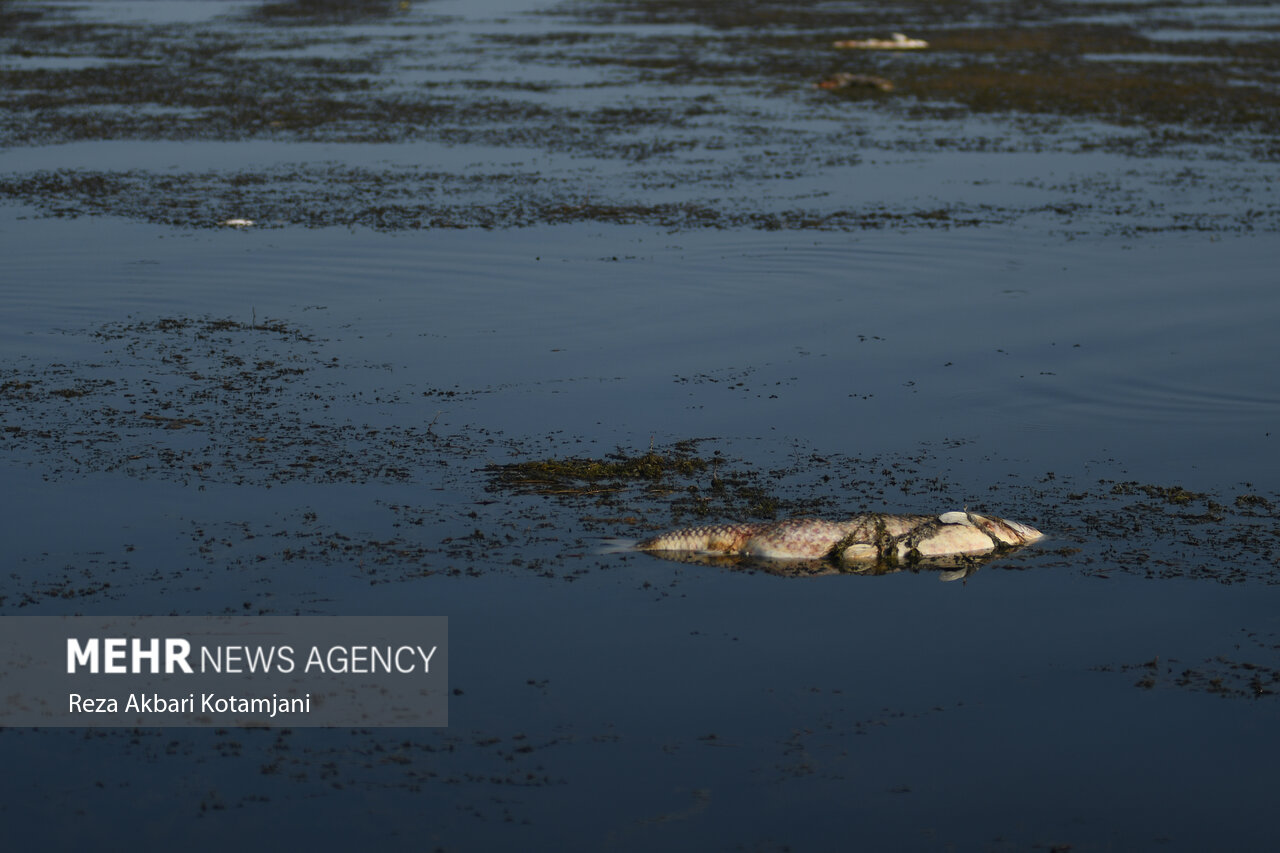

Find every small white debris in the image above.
[833,33,928,50]
[219,218,255,227]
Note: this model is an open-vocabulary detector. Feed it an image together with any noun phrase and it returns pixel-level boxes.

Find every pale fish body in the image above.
[832,33,929,50]
[637,512,1043,565]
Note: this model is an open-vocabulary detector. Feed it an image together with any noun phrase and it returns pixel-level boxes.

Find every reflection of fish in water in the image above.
[636,511,1043,567]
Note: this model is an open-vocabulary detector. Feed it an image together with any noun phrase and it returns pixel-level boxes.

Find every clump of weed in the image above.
[490,442,820,527]
[1110,482,1205,505]
[489,447,710,496]
[1235,493,1276,516]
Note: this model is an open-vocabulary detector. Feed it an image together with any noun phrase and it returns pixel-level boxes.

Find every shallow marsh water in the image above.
[2,0,1280,850]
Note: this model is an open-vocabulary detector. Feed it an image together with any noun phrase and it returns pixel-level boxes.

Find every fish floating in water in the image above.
[636,511,1043,567]
[832,33,928,50]
[815,72,894,92]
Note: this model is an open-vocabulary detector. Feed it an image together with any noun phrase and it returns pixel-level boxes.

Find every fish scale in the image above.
[636,523,759,554]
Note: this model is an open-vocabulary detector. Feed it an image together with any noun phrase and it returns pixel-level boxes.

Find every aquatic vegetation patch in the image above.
[1109,481,1207,506]
[569,2,1280,146]
[1234,493,1277,516]
[1,0,1277,235]
[489,448,710,495]
[0,315,479,486]
[487,443,830,530]
[1042,477,1280,584]
[902,59,1280,142]
[0,167,1010,231]
[1098,630,1280,699]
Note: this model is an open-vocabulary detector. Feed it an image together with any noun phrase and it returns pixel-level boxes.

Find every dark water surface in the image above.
[2,0,1279,850]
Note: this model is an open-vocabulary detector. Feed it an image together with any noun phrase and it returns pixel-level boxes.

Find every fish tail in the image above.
[597,538,640,555]
[967,513,1045,546]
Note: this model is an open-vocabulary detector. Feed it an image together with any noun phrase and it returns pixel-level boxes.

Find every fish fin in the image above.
[597,538,640,555]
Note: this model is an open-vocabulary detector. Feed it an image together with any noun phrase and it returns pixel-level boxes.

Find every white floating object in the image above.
[219,218,255,227]
[833,33,928,50]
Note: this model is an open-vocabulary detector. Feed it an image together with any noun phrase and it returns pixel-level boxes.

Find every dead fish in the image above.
[636,511,1043,566]
[816,73,894,92]
[833,33,928,50]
